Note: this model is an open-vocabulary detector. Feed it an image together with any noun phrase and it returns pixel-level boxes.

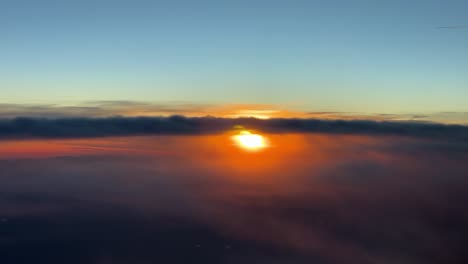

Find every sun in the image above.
[232,130,268,151]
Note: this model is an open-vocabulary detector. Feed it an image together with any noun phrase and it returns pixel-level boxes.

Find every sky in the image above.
[2,3,468,262]
[1,0,467,118]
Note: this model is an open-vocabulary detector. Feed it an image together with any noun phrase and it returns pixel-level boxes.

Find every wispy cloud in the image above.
[436,25,468,29]
[1,101,467,124]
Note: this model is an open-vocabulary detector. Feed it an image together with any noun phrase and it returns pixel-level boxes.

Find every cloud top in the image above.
[1,116,467,140]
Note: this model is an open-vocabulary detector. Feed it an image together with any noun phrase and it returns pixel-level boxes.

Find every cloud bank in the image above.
[0,116,467,140]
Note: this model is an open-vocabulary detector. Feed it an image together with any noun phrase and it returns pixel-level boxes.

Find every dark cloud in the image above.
[0,116,467,140]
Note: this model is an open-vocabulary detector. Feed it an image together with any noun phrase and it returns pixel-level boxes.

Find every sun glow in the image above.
[232,130,268,151]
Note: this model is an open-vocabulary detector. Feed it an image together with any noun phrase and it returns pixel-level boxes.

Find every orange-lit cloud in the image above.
[1,133,468,263]
[1,101,468,124]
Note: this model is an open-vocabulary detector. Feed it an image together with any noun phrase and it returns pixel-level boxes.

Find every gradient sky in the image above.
[1,0,467,114]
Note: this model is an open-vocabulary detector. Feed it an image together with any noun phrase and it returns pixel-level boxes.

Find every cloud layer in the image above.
[1,134,467,264]
[1,116,467,140]
[2,102,468,124]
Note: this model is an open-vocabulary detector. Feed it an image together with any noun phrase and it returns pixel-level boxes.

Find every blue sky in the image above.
[1,0,467,115]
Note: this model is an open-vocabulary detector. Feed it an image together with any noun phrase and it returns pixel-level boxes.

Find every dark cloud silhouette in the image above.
[0,116,467,140]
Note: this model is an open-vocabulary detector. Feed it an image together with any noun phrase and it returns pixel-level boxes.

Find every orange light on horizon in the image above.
[231,130,268,151]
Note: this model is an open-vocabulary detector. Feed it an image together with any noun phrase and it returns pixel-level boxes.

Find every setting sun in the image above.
[232,130,268,151]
